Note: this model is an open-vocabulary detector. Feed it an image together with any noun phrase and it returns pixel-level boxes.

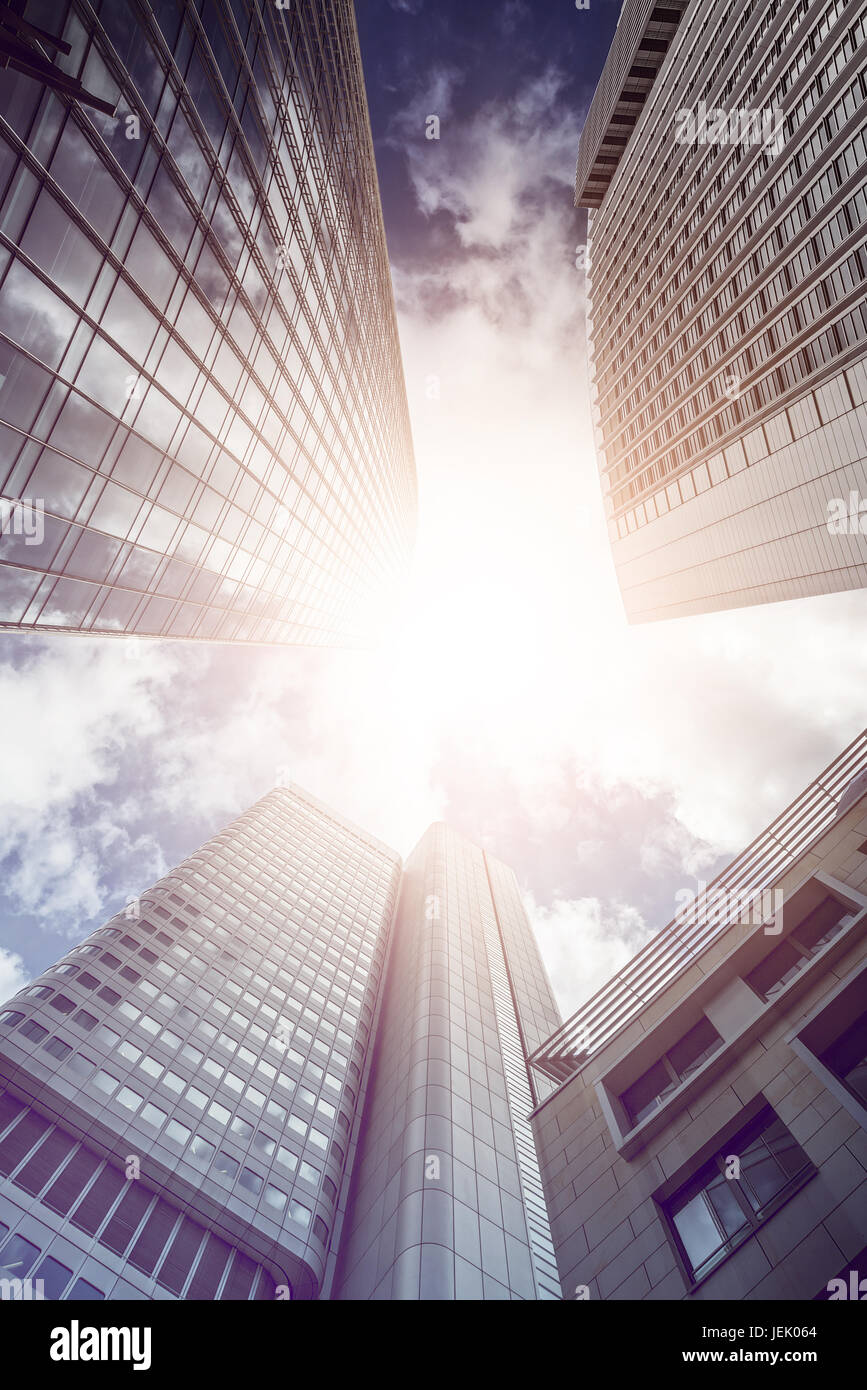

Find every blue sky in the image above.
[0,0,864,1018]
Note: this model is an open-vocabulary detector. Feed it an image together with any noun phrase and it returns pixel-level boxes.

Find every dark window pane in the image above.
[156,1215,204,1294]
[0,1233,41,1278]
[68,1278,104,1300]
[793,897,851,956]
[622,1059,676,1127]
[128,1198,177,1276]
[0,1093,25,1134]
[669,1017,722,1080]
[34,1255,73,1299]
[238,1167,262,1196]
[0,1111,50,1176]
[213,1151,239,1181]
[746,940,803,1000]
[220,1250,255,1300]
[823,1011,867,1105]
[18,1019,48,1043]
[44,1147,101,1216]
[185,1233,228,1300]
[666,1107,813,1282]
[99,1183,153,1256]
[70,1165,125,1236]
[14,1129,75,1196]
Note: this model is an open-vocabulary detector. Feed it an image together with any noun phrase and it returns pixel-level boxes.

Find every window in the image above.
[19,1019,48,1043]
[189,1135,215,1165]
[663,1107,814,1284]
[68,1278,104,1300]
[621,1017,722,1127]
[264,1184,286,1213]
[34,1255,72,1299]
[0,1232,41,1277]
[821,1011,867,1108]
[746,896,854,1001]
[213,1151,239,1181]
[238,1167,262,1196]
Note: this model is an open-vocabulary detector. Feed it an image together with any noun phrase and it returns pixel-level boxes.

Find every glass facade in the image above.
[577,0,867,620]
[0,785,402,1298]
[333,823,562,1300]
[0,794,565,1300]
[0,0,416,644]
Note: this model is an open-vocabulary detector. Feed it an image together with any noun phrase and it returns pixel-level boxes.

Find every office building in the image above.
[0,793,562,1299]
[0,785,401,1299]
[530,729,867,1300]
[0,0,416,645]
[576,0,867,620]
[333,823,563,1300]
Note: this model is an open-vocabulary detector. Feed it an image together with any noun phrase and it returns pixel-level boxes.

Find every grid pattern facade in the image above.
[581,0,867,620]
[333,824,562,1300]
[0,0,416,645]
[0,785,401,1299]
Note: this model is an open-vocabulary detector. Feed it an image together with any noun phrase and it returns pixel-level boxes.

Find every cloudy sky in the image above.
[0,0,864,1019]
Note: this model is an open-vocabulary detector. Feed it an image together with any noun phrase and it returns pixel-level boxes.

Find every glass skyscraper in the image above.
[333,823,563,1300]
[576,0,867,621]
[0,0,416,645]
[0,791,562,1300]
[0,785,401,1299]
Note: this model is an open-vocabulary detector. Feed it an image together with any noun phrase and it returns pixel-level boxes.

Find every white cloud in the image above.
[0,639,178,929]
[526,892,652,1018]
[0,947,28,1001]
[0,64,863,1034]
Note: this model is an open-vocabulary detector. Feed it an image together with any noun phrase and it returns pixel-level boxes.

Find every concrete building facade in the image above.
[530,730,867,1300]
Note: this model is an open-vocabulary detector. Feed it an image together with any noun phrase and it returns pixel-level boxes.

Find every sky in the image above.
[0,0,865,1020]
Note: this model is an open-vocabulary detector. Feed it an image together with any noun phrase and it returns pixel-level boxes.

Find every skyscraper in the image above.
[0,792,562,1300]
[333,823,563,1300]
[529,730,867,1300]
[576,0,867,621]
[0,0,416,646]
[0,785,401,1299]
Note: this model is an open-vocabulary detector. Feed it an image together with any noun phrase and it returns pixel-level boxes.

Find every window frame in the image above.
[661,1104,816,1289]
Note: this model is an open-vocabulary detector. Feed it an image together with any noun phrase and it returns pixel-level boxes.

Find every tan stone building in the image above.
[529,731,867,1300]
